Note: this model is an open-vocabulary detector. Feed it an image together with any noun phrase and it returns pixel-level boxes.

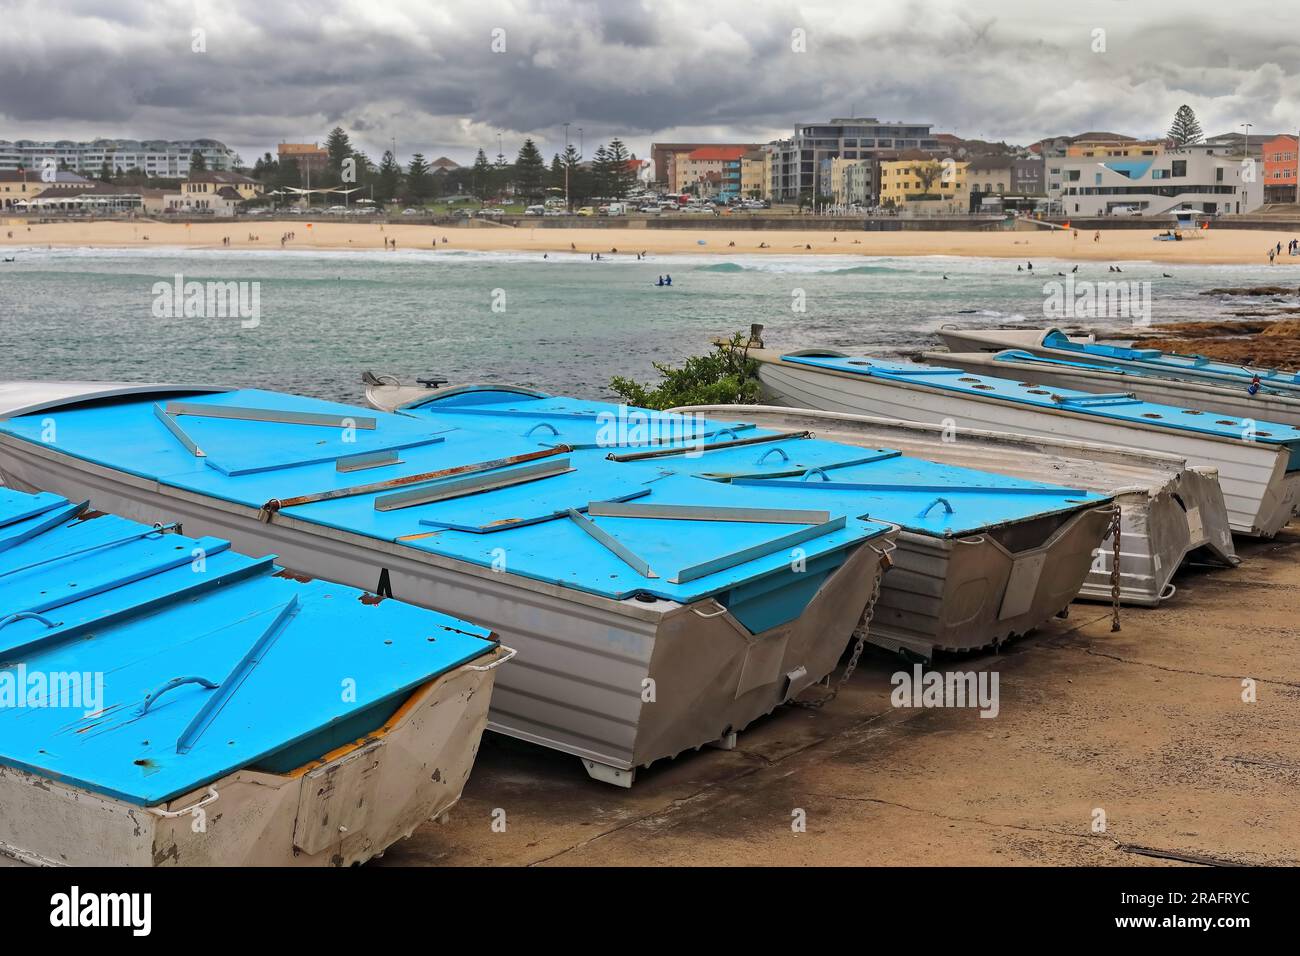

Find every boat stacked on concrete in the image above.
[367,382,1115,660]
[0,382,898,788]
[0,486,506,866]
[930,328,1300,428]
[749,347,1300,537]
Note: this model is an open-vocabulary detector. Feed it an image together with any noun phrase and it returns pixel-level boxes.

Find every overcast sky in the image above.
[2,0,1297,166]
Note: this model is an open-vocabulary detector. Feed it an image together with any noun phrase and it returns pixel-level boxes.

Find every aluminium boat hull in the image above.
[0,431,892,788]
[0,656,503,867]
[367,381,1113,660]
[928,350,1300,429]
[677,405,1238,608]
[751,350,1300,538]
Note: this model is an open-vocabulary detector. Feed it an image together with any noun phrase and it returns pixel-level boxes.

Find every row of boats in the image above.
[0,324,1295,866]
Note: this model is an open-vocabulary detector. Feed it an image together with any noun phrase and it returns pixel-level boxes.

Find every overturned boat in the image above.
[0,383,896,787]
[747,347,1300,538]
[0,486,506,866]
[674,405,1237,607]
[936,327,1300,400]
[923,348,1300,429]
[367,381,1114,660]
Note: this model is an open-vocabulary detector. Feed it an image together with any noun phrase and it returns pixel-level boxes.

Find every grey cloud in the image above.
[0,0,1297,165]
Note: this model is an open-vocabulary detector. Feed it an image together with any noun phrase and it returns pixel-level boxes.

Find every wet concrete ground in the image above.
[380,526,1300,867]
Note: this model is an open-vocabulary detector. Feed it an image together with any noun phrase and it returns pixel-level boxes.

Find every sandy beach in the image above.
[4,218,1300,265]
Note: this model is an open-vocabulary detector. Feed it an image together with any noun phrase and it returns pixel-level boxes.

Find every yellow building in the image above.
[180,170,263,204]
[878,155,969,210]
[0,169,93,209]
[740,150,767,199]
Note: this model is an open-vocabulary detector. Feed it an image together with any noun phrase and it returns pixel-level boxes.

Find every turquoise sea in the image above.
[0,245,1288,403]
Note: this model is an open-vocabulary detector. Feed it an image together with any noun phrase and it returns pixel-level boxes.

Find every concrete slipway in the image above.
[375,525,1300,867]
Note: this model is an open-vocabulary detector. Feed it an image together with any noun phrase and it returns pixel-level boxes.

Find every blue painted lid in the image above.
[0,388,892,605]
[394,389,1108,537]
[0,487,495,806]
[1041,329,1300,390]
[780,354,1300,447]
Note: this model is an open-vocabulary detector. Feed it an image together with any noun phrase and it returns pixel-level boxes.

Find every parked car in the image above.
[525,205,547,216]
[401,207,422,216]
[576,206,595,216]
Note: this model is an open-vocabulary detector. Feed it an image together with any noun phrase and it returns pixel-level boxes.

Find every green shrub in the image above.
[609,332,761,410]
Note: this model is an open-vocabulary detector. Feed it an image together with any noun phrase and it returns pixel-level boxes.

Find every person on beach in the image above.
[665,274,672,285]
[1094,231,1100,242]
[656,275,664,286]
[1269,247,1276,264]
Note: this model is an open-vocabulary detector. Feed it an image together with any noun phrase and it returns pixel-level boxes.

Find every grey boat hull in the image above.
[0,426,892,788]
[0,652,505,867]
[928,350,1300,429]
[751,349,1300,538]
[678,405,1238,608]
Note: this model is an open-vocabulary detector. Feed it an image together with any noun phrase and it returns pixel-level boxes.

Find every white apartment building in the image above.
[0,139,237,176]
[1053,150,1263,217]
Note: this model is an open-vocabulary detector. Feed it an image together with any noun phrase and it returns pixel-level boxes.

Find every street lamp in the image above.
[1241,122,1253,159]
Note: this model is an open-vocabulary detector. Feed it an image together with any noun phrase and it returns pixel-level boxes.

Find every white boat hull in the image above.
[0,432,891,787]
[678,405,1239,608]
[753,354,1300,538]
[0,654,504,867]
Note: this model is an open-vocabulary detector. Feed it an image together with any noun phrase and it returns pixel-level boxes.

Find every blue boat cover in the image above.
[392,391,1109,537]
[0,487,495,806]
[0,389,894,607]
[780,354,1300,448]
[1037,329,1300,391]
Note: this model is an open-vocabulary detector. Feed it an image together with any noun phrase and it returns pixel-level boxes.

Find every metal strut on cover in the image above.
[165,400,378,431]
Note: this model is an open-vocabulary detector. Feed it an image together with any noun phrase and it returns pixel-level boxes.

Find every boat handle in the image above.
[464,645,518,671]
[147,787,219,819]
[690,600,729,619]
[138,675,218,715]
[710,428,738,443]
[0,611,58,633]
[523,422,560,437]
[918,497,954,518]
[1160,582,1177,601]
[801,467,831,482]
[755,447,789,465]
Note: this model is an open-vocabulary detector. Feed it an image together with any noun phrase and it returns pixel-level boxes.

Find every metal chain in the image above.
[1109,508,1122,632]
[793,546,887,709]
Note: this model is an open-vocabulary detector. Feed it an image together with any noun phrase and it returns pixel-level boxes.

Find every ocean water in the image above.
[0,245,1288,403]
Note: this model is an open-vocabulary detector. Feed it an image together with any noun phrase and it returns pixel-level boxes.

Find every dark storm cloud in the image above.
[1,0,1297,164]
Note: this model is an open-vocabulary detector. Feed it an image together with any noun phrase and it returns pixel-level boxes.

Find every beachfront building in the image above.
[671,146,746,199]
[0,139,236,176]
[26,180,149,213]
[277,142,330,177]
[430,157,461,174]
[651,141,763,189]
[1011,157,1046,196]
[740,150,767,199]
[820,157,874,206]
[171,170,263,214]
[878,153,969,214]
[1262,134,1298,203]
[1053,149,1263,216]
[768,118,941,203]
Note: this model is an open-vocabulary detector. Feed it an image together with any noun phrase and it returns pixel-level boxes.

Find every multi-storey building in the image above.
[1053,149,1263,216]
[671,146,746,198]
[878,153,969,212]
[768,118,940,202]
[1262,134,1298,203]
[277,142,330,176]
[0,139,237,176]
[650,142,763,188]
